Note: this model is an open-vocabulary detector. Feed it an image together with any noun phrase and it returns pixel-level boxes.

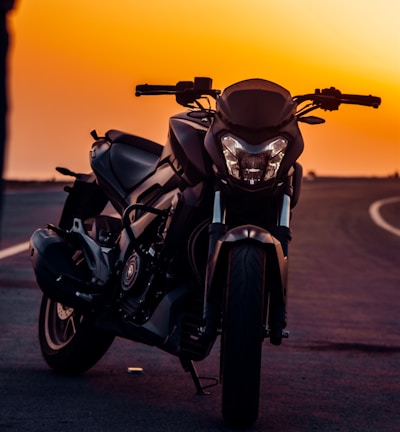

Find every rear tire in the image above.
[38,295,114,374]
[221,243,266,428]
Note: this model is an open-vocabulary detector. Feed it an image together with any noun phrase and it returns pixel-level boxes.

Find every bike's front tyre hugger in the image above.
[38,295,115,374]
[221,243,265,428]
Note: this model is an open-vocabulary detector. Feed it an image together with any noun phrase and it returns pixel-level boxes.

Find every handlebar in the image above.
[135,77,220,107]
[294,87,381,111]
[135,78,381,113]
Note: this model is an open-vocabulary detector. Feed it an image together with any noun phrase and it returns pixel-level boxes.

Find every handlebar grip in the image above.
[135,84,177,96]
[298,89,382,111]
[340,94,381,108]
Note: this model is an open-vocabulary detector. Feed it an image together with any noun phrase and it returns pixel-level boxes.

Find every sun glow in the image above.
[5,0,400,179]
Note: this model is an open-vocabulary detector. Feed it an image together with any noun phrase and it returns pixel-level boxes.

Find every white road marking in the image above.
[369,197,400,237]
[0,241,30,260]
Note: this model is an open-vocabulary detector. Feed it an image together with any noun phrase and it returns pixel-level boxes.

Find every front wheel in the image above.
[221,243,266,428]
[38,295,115,374]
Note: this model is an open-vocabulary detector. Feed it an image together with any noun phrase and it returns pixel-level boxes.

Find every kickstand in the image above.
[179,357,218,396]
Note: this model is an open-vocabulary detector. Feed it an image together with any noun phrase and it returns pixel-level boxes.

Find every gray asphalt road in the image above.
[1,178,399,432]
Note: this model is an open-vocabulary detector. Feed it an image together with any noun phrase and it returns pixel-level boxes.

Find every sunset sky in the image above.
[5,0,400,179]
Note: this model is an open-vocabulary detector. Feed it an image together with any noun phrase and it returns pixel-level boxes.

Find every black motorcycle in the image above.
[30,77,380,428]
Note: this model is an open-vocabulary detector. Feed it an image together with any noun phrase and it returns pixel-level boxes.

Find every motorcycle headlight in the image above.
[221,134,288,185]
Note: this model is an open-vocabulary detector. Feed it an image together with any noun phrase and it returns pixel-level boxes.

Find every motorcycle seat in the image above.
[106,130,163,156]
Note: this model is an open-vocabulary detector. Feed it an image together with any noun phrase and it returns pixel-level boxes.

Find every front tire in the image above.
[38,295,115,374]
[221,243,266,428]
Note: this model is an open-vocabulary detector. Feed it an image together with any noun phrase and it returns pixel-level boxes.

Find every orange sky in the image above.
[4,0,400,179]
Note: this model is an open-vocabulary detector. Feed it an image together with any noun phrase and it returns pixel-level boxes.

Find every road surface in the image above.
[1,178,399,431]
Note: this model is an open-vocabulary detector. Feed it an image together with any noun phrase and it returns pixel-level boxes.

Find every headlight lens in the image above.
[221,134,288,185]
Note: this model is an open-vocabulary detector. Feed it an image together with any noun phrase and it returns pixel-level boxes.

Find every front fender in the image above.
[206,224,288,301]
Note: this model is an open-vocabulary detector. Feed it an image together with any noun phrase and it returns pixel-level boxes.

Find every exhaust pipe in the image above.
[30,228,93,308]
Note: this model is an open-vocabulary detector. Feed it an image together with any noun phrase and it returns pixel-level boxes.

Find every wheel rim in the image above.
[44,298,83,350]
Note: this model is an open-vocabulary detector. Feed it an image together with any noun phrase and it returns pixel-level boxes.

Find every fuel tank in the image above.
[90,129,163,213]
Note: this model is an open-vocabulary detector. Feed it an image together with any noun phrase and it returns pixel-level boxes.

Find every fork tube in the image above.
[212,190,226,224]
[278,194,291,228]
[276,193,292,257]
[208,190,226,254]
[203,189,227,326]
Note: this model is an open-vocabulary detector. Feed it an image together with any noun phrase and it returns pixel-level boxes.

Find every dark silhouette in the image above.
[0,0,15,235]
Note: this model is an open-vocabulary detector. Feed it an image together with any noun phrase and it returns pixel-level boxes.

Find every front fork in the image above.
[207,185,292,262]
[279,193,291,228]
[275,187,292,257]
[208,190,227,252]
[203,186,292,341]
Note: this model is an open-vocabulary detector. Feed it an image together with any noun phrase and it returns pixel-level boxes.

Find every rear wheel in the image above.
[38,295,114,374]
[221,243,266,428]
